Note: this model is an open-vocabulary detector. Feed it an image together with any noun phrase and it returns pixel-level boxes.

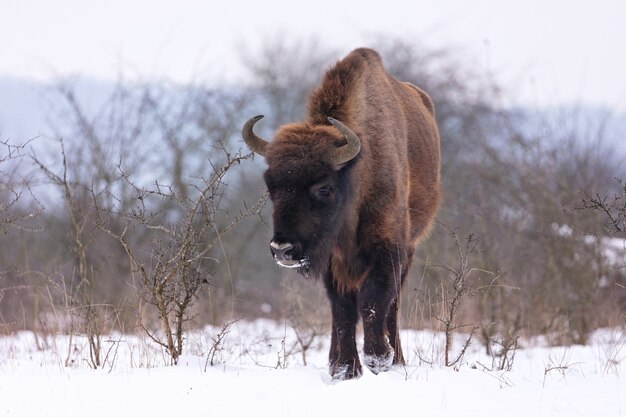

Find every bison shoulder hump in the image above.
[349,48,383,63]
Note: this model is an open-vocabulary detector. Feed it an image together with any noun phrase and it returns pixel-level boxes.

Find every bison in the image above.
[242,48,440,379]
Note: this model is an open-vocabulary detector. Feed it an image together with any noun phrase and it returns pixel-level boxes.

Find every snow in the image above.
[604,237,626,267]
[552,222,626,269]
[1,321,624,417]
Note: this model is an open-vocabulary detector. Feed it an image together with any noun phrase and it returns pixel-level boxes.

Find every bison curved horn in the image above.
[242,115,269,156]
[328,117,361,165]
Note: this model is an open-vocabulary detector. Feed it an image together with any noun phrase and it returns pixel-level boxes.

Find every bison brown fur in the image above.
[242,48,440,379]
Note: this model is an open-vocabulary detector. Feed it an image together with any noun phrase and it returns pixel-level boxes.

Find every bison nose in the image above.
[270,241,297,262]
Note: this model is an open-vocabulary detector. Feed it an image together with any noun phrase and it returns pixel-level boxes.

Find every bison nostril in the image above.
[270,241,296,261]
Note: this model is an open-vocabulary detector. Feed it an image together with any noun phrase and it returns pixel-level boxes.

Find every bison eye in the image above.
[318,185,331,196]
[311,183,333,200]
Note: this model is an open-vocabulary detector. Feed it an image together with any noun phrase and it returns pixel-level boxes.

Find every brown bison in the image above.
[242,48,440,379]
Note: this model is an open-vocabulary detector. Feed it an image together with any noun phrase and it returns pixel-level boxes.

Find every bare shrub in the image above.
[429,227,499,367]
[0,137,43,232]
[580,178,626,235]
[0,137,44,333]
[481,316,521,372]
[32,138,115,368]
[280,273,329,366]
[205,319,239,369]
[96,146,265,364]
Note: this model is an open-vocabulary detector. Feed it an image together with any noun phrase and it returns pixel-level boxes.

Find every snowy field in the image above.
[1,320,624,417]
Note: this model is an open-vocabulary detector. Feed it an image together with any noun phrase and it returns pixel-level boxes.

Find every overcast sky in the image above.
[1,0,625,110]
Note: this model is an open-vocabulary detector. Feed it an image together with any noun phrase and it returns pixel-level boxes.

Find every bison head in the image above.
[242,115,361,277]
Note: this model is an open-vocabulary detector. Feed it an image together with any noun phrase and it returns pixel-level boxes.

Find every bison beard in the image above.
[242,48,441,379]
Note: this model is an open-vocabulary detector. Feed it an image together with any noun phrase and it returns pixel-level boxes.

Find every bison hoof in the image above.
[364,350,394,374]
[330,360,363,380]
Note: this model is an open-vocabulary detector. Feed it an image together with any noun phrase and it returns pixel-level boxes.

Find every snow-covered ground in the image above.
[1,320,624,417]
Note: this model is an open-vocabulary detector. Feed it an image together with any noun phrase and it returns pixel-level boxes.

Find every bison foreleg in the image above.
[324,274,361,380]
[358,276,395,374]
[387,297,405,365]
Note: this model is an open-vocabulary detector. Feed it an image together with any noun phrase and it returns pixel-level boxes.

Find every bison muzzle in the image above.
[242,48,441,379]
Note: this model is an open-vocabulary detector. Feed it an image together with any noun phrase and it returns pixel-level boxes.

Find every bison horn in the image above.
[242,115,269,156]
[328,117,361,165]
